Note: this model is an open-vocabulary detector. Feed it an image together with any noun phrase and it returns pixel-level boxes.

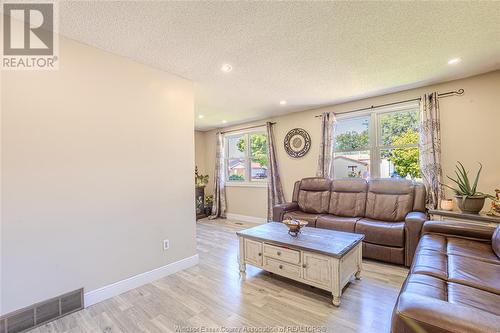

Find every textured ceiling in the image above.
[58,1,500,130]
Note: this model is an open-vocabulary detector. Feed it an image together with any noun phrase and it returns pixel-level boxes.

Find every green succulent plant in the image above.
[442,161,493,199]
[195,166,209,187]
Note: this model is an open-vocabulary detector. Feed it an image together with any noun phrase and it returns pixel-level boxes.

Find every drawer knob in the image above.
[277,251,281,256]
[258,253,262,256]
[279,265,283,269]
[302,264,307,268]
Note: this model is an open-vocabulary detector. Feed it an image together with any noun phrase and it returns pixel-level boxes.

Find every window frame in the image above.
[333,101,420,179]
[224,127,268,187]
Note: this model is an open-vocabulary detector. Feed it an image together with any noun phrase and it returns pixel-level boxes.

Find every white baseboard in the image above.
[226,213,267,224]
[84,254,199,307]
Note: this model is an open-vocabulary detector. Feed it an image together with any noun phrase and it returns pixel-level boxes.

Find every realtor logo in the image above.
[2,1,59,70]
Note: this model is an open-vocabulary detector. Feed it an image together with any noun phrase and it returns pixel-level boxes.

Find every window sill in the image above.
[226,182,267,188]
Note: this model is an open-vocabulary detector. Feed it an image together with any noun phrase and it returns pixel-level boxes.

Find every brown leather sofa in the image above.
[273,177,427,266]
[391,221,500,333]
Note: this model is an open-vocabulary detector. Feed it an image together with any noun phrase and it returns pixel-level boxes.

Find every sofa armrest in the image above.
[423,220,495,241]
[392,293,499,333]
[404,211,427,267]
[272,202,299,222]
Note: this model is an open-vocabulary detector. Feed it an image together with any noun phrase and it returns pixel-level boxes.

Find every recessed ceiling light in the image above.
[279,100,287,105]
[198,115,204,119]
[448,58,461,65]
[222,120,227,124]
[221,64,233,73]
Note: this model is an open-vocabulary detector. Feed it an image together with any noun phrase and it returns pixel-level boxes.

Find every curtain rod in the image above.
[220,122,276,134]
[314,89,464,118]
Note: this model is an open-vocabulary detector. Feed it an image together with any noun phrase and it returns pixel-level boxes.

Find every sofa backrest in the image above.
[413,182,427,212]
[292,180,301,202]
[328,179,368,217]
[297,177,331,214]
[365,178,415,222]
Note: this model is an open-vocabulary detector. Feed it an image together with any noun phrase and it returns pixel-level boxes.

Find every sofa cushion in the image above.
[411,248,448,280]
[297,178,331,214]
[355,218,405,247]
[401,274,500,316]
[283,211,319,227]
[447,282,500,316]
[402,273,447,300]
[363,242,404,265]
[416,233,447,252]
[448,237,499,264]
[316,215,360,232]
[448,255,500,295]
[365,179,414,222]
[328,179,367,217]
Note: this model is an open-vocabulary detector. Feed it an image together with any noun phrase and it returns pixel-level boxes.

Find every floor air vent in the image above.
[0,288,83,333]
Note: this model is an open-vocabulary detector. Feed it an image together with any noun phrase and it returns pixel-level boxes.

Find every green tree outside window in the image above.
[334,111,421,179]
[237,133,268,167]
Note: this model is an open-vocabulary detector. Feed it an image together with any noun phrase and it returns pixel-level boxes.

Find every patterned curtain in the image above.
[266,122,285,221]
[209,132,227,219]
[419,92,443,210]
[316,112,336,178]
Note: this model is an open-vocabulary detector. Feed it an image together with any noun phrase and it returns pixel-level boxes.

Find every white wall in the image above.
[1,36,196,313]
[195,130,207,176]
[198,70,500,218]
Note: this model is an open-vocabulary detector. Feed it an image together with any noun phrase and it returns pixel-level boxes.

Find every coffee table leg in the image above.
[238,236,246,273]
[355,243,362,280]
[332,259,341,307]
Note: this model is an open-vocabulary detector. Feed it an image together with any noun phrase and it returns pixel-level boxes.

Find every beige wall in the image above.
[195,131,207,176]
[197,70,500,218]
[1,36,196,313]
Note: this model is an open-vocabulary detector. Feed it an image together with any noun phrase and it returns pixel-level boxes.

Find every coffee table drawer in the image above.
[263,243,300,264]
[244,239,263,266]
[263,257,301,279]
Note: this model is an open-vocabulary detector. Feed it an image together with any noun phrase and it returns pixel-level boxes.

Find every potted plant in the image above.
[204,195,213,216]
[442,162,493,214]
[195,167,209,188]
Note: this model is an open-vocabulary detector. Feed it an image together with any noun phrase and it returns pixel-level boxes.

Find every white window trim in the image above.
[225,182,267,188]
[333,101,420,179]
[224,126,268,187]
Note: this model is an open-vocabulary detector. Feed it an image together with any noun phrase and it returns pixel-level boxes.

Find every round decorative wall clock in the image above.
[284,128,311,158]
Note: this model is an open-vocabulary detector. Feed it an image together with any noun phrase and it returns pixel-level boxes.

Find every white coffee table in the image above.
[236,222,364,306]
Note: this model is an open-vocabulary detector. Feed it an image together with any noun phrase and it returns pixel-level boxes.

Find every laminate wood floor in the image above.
[29,219,408,333]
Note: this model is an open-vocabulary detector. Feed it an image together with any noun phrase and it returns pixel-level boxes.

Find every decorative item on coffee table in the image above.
[442,161,494,214]
[282,219,308,236]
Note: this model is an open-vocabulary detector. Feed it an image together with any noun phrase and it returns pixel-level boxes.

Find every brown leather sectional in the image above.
[391,221,500,333]
[273,177,426,266]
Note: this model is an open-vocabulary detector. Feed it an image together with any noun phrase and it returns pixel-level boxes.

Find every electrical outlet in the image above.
[163,239,169,251]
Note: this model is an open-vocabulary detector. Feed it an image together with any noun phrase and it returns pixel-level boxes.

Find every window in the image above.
[225,129,268,184]
[333,102,421,180]
[334,116,371,179]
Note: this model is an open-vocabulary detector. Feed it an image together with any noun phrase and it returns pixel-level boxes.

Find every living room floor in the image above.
[29,219,408,333]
